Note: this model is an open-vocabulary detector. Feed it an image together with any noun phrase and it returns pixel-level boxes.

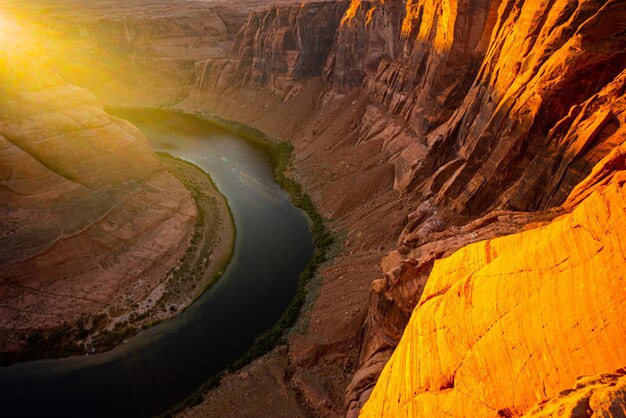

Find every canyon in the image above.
[1,0,625,416]
[0,0,255,106]
[176,0,626,416]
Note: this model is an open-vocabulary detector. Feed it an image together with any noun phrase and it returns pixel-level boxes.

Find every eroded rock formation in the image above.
[175,0,626,415]
[6,0,623,414]
[0,0,258,106]
[523,372,626,417]
[0,49,196,357]
[361,143,626,416]
[351,1,626,412]
[195,1,349,99]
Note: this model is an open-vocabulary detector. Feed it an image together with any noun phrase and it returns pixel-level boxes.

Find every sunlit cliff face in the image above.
[401,0,455,51]
[340,0,361,26]
[339,0,454,52]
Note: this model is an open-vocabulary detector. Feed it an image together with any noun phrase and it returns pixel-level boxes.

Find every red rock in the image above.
[194,1,348,100]
[0,48,196,351]
[108,0,626,414]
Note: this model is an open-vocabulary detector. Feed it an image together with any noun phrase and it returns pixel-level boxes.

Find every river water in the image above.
[0,109,314,417]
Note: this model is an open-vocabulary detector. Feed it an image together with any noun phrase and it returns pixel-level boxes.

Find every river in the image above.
[0,109,314,417]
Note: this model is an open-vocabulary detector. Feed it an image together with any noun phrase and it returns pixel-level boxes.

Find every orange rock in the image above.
[523,371,626,417]
[350,1,626,408]
[141,0,626,414]
[361,163,626,416]
[341,0,361,26]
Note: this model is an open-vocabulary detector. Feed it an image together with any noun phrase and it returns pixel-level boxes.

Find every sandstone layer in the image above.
[0,48,201,360]
[523,372,626,418]
[5,0,624,415]
[173,0,626,415]
[361,145,626,416]
[351,1,626,412]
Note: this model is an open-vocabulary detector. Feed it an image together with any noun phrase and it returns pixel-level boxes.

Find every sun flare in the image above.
[0,13,12,39]
[0,12,32,53]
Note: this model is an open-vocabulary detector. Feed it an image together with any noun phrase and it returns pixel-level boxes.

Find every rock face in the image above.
[328,0,498,136]
[356,2,626,412]
[195,1,349,99]
[523,372,626,418]
[0,48,196,355]
[176,0,626,415]
[361,143,626,416]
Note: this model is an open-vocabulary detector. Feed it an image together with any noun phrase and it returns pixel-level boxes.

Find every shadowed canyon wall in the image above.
[178,0,626,415]
[195,1,348,99]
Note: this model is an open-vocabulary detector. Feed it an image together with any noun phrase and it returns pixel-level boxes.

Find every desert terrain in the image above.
[1,0,625,416]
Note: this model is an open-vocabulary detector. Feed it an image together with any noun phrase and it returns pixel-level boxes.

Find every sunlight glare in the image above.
[0,12,28,38]
[0,13,9,38]
[0,13,26,50]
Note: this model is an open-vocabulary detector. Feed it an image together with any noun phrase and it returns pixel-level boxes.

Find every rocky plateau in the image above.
[0,36,233,362]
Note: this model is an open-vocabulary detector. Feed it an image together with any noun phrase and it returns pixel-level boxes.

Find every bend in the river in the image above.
[0,109,314,417]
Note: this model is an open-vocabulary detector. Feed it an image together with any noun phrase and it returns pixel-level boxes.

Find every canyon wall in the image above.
[353,0,626,414]
[195,1,348,99]
[361,140,626,416]
[2,0,618,414]
[0,49,196,357]
[0,0,256,106]
[178,0,626,415]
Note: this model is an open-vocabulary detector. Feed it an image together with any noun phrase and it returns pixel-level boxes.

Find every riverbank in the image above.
[165,90,404,417]
[151,110,335,417]
[0,155,235,365]
[135,153,236,324]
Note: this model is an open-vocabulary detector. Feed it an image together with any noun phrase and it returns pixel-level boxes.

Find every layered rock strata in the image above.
[176,0,626,415]
[194,1,349,100]
[361,143,626,416]
[0,49,196,356]
[355,2,626,412]
[0,0,257,106]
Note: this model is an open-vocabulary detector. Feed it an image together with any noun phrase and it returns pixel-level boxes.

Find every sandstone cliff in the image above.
[523,372,626,417]
[195,1,348,100]
[361,142,626,416]
[0,48,196,357]
[175,0,626,415]
[352,1,626,413]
